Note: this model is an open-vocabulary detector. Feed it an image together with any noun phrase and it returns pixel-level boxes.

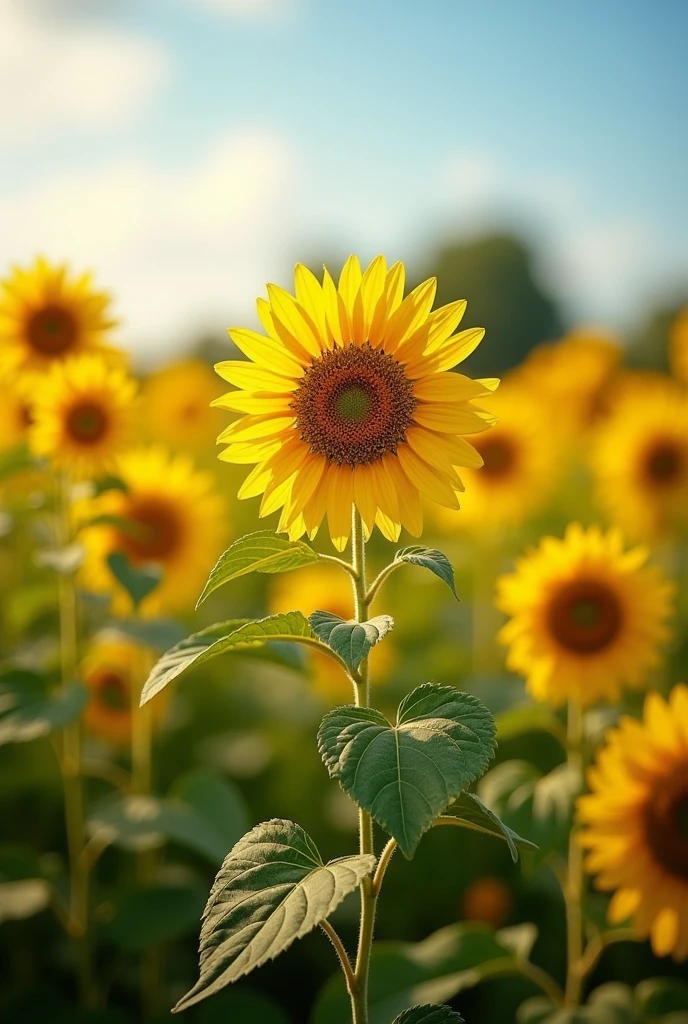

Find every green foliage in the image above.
[395,546,458,599]
[479,759,579,862]
[35,543,85,574]
[392,1005,464,1023]
[106,551,162,609]
[0,444,36,482]
[0,669,87,745]
[174,819,376,1012]
[103,616,187,651]
[318,684,496,858]
[104,884,207,952]
[309,610,393,672]
[635,977,688,1016]
[87,778,249,864]
[444,791,538,862]
[197,530,320,606]
[493,703,565,745]
[195,988,290,1024]
[140,612,314,705]
[312,921,535,1024]
[0,878,50,923]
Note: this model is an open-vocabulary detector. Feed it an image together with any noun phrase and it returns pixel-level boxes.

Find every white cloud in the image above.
[194,0,293,20]
[0,0,169,148]
[0,130,298,363]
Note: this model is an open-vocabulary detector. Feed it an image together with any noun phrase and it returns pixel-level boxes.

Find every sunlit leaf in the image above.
[0,670,87,745]
[0,879,50,923]
[197,530,320,607]
[318,684,495,858]
[140,612,314,705]
[392,1005,464,1023]
[395,546,458,600]
[442,792,538,862]
[309,610,393,672]
[174,819,376,1012]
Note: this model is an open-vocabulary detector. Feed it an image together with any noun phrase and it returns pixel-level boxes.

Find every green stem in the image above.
[350,507,375,1024]
[57,475,93,1008]
[564,699,585,1007]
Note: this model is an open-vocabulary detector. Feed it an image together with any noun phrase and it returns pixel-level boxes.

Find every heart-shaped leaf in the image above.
[442,791,538,862]
[140,612,314,705]
[393,1006,464,1023]
[309,611,394,672]
[395,547,458,600]
[0,670,87,745]
[318,684,496,858]
[173,819,375,1012]
[197,530,320,607]
[107,551,162,609]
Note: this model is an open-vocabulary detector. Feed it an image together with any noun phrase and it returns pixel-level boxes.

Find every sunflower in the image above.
[496,523,674,707]
[578,685,688,961]
[268,563,395,698]
[0,257,119,375]
[432,375,560,531]
[142,359,225,453]
[590,379,688,539]
[513,328,621,432]
[28,355,137,479]
[81,636,167,744]
[214,255,497,550]
[77,447,226,615]
[0,372,34,451]
[669,306,688,384]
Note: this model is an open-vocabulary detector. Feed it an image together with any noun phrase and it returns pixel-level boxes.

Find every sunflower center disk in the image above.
[644,764,688,880]
[643,440,683,485]
[547,578,622,654]
[66,402,109,444]
[291,343,417,466]
[475,434,516,477]
[94,670,130,712]
[28,305,78,356]
[118,498,182,562]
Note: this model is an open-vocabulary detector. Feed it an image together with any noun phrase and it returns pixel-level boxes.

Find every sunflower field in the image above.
[0,249,687,1024]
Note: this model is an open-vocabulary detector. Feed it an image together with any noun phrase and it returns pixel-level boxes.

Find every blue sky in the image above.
[1,0,686,360]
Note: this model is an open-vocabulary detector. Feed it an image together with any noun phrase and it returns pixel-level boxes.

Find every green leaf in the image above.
[318,684,496,859]
[395,546,458,600]
[0,879,50,923]
[87,790,246,864]
[106,551,162,609]
[635,977,688,1016]
[197,530,320,607]
[309,610,393,672]
[478,760,579,862]
[140,612,314,705]
[517,997,558,1024]
[196,989,289,1024]
[35,543,85,575]
[169,770,250,859]
[174,819,375,1013]
[104,884,207,952]
[104,616,187,651]
[494,703,565,744]
[0,670,87,745]
[312,921,525,1024]
[392,1006,464,1023]
[443,792,538,862]
[0,444,36,482]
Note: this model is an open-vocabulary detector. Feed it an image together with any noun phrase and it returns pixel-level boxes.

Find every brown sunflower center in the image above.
[27,305,78,356]
[474,433,517,477]
[118,498,182,562]
[290,343,416,466]
[642,439,684,486]
[92,669,129,712]
[66,401,109,445]
[644,763,688,881]
[547,577,622,654]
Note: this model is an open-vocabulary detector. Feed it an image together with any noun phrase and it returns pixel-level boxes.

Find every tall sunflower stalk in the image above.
[138,256,547,1023]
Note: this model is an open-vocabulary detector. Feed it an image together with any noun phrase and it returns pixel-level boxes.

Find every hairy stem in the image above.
[350,507,375,1024]
[57,475,93,1007]
[321,920,356,996]
[564,699,585,1007]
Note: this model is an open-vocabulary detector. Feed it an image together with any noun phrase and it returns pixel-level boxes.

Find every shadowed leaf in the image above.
[393,1005,464,1023]
[309,610,393,672]
[395,547,458,599]
[443,792,538,862]
[0,670,87,745]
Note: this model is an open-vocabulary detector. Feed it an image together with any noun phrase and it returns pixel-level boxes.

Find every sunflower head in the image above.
[578,685,688,961]
[591,377,688,539]
[81,636,166,743]
[214,255,497,550]
[28,354,137,479]
[0,257,119,375]
[76,446,227,616]
[496,523,674,706]
[143,359,225,452]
